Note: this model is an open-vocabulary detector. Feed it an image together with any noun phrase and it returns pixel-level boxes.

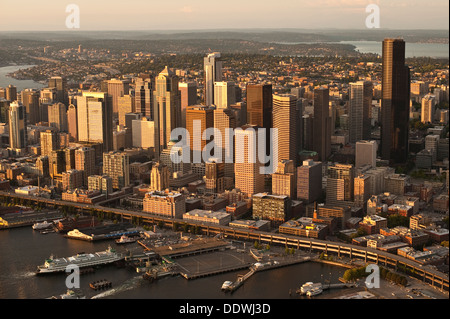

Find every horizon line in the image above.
[0,27,449,33]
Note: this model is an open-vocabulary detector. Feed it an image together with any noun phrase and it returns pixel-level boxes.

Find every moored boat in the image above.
[221,281,233,290]
[36,246,123,274]
[306,286,323,297]
[32,220,53,230]
[115,235,136,244]
[297,282,323,295]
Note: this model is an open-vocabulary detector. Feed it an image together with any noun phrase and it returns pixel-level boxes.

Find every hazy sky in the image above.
[0,0,448,31]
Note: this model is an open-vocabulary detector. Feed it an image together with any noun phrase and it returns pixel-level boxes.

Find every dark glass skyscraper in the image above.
[246,83,272,130]
[312,87,331,162]
[381,39,410,164]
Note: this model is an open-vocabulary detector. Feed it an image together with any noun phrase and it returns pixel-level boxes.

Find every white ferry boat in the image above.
[36,246,123,274]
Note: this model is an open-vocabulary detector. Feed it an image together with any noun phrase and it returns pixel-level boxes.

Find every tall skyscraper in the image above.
[313,87,332,161]
[103,151,130,190]
[8,101,27,151]
[349,81,373,143]
[205,159,225,194]
[421,94,436,124]
[107,79,130,116]
[5,85,17,102]
[40,130,58,157]
[273,94,298,164]
[246,83,272,130]
[75,147,96,186]
[214,81,236,109]
[234,125,265,196]
[77,91,113,152]
[186,105,214,160]
[355,140,377,169]
[48,76,68,105]
[153,66,181,154]
[179,82,197,128]
[118,94,135,127]
[297,160,322,204]
[67,104,78,142]
[135,78,153,119]
[48,102,68,132]
[204,52,222,106]
[21,89,40,125]
[381,38,411,164]
[0,98,10,123]
[214,108,237,178]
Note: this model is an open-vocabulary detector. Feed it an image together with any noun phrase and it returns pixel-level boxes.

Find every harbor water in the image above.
[0,226,346,299]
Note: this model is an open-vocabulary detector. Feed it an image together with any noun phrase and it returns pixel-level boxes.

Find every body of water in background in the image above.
[0,65,45,92]
[341,41,449,58]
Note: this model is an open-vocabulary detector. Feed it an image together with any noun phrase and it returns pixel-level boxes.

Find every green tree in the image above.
[343,269,352,282]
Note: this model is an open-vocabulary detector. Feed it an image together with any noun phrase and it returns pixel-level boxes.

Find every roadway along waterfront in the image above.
[0,191,448,293]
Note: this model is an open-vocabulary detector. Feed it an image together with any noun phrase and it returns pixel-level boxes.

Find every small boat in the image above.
[297,282,323,295]
[49,289,86,299]
[306,286,323,297]
[32,221,53,230]
[221,281,233,290]
[89,279,112,290]
[115,235,136,244]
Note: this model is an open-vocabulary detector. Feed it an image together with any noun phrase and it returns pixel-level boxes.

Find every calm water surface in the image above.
[0,65,45,91]
[0,227,346,299]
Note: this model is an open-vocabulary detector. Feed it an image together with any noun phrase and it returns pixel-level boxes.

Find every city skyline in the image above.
[0,2,448,301]
[0,0,448,31]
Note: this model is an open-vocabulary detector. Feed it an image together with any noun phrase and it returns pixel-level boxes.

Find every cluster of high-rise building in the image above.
[0,39,448,242]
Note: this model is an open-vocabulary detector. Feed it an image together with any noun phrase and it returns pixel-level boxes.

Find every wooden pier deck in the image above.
[224,256,312,293]
[180,262,253,280]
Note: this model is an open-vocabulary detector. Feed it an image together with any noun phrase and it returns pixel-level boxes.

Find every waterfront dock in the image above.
[223,255,312,293]
[180,262,253,280]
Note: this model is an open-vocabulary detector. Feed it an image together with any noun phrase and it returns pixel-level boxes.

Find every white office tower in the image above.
[214,81,236,109]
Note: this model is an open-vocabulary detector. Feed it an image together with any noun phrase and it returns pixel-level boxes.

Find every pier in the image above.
[223,256,312,293]
[180,263,253,280]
